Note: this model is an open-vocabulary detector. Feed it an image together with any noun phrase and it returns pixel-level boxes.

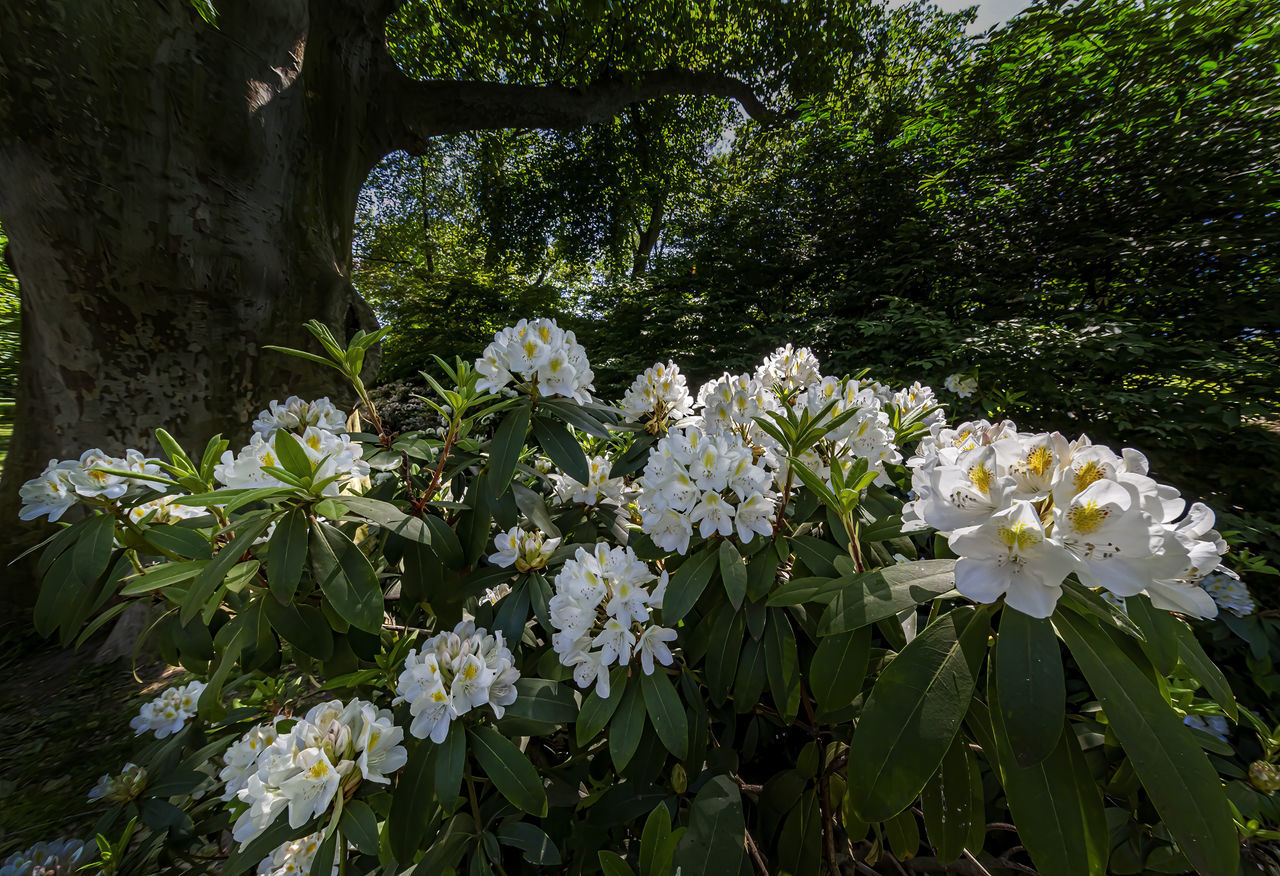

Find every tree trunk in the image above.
[0,0,386,605]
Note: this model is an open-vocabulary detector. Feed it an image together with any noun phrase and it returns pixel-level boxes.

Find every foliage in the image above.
[18,322,1278,874]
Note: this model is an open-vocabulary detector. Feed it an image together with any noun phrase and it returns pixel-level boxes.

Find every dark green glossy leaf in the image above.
[470,724,548,816]
[818,559,957,635]
[993,610,1064,767]
[266,507,309,603]
[661,545,719,623]
[921,735,982,864]
[719,540,747,609]
[488,400,532,496]
[640,669,688,761]
[672,775,745,873]
[809,627,871,714]
[532,416,590,484]
[310,520,384,633]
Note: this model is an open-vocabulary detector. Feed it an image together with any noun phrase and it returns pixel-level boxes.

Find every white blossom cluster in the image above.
[1200,570,1255,617]
[695,372,779,440]
[781,376,903,487]
[489,526,560,572]
[215,398,369,496]
[1183,714,1231,743]
[550,455,626,507]
[126,495,207,525]
[220,719,283,802]
[754,344,823,393]
[890,381,946,427]
[620,361,695,433]
[88,762,147,803]
[18,448,162,522]
[0,840,87,876]
[636,426,776,555]
[231,699,406,845]
[257,832,336,876]
[252,396,348,438]
[475,318,594,403]
[549,544,676,697]
[394,622,520,744]
[129,680,206,738]
[902,419,1227,618]
[944,373,978,398]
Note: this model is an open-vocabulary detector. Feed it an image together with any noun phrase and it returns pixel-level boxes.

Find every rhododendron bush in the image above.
[21,319,1269,875]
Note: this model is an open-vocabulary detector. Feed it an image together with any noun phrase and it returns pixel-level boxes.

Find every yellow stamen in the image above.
[1073,461,1105,493]
[1067,501,1109,534]
[969,462,993,495]
[1025,446,1053,479]
[998,522,1041,551]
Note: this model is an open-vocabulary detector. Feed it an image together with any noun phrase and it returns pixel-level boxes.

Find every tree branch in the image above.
[388,67,788,150]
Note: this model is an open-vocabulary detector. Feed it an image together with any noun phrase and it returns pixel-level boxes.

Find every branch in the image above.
[388,67,789,149]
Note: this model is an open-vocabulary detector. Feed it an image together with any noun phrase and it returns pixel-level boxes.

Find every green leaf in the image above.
[435,722,466,808]
[310,520,384,633]
[597,850,632,876]
[263,599,334,660]
[340,799,380,855]
[719,540,747,609]
[640,804,673,876]
[609,677,647,772]
[272,430,313,479]
[819,560,957,635]
[884,807,921,860]
[142,524,211,559]
[496,822,561,866]
[155,427,197,472]
[921,736,982,864]
[987,697,1107,876]
[532,416,589,484]
[181,512,274,625]
[705,603,744,705]
[309,826,337,876]
[266,507,309,603]
[660,545,719,623]
[488,400,532,496]
[120,559,209,596]
[469,724,548,816]
[809,627,872,714]
[848,606,989,821]
[765,608,802,723]
[640,669,689,761]
[1125,593,1180,675]
[577,668,628,746]
[1054,611,1238,876]
[1171,621,1237,720]
[993,610,1064,767]
[672,775,745,872]
[502,678,577,725]
[412,812,474,874]
[511,482,560,538]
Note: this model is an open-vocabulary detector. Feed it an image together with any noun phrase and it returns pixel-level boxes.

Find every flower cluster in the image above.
[637,426,776,554]
[890,381,945,426]
[782,376,903,487]
[489,526,560,572]
[231,700,406,844]
[620,361,695,433]
[475,318,594,403]
[903,419,1227,618]
[220,719,283,802]
[258,833,336,876]
[126,495,207,525]
[695,372,779,440]
[754,344,823,393]
[129,680,205,738]
[0,840,87,876]
[252,396,347,437]
[944,373,978,398]
[550,455,626,507]
[88,762,147,803]
[394,622,520,743]
[1200,570,1255,617]
[215,398,369,496]
[549,544,676,697]
[18,448,162,522]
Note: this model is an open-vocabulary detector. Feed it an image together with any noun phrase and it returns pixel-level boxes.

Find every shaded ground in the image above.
[0,627,174,857]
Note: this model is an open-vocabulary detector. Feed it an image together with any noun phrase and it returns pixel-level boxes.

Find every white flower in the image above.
[620,361,695,432]
[252,396,347,438]
[0,839,88,876]
[754,344,823,393]
[215,428,369,497]
[949,500,1080,618]
[637,625,678,675]
[551,455,625,507]
[129,680,205,738]
[88,762,147,803]
[18,459,79,522]
[1183,714,1230,743]
[355,705,407,784]
[278,748,340,829]
[689,491,734,538]
[943,373,978,398]
[488,526,560,571]
[474,319,594,403]
[256,832,337,876]
[221,721,281,801]
[1200,570,1255,617]
[550,545,672,695]
[394,623,519,742]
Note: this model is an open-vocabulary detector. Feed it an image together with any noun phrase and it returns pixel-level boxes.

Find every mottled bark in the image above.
[0,0,783,611]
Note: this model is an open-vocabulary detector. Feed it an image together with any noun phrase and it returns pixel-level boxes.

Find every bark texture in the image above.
[0,0,780,610]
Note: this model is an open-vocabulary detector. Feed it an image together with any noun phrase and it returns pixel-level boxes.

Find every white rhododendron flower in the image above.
[394,622,520,743]
[19,448,163,522]
[890,381,945,426]
[754,344,823,393]
[129,680,205,738]
[620,361,695,433]
[550,455,626,507]
[1183,714,1230,743]
[0,839,88,876]
[550,544,676,696]
[257,832,337,876]
[489,526,560,572]
[88,762,147,803]
[231,699,406,845]
[1200,570,1255,617]
[902,421,1227,618]
[220,720,283,802]
[695,372,779,440]
[252,396,347,438]
[215,404,370,496]
[636,426,776,554]
[474,318,594,403]
[943,373,978,397]
[126,496,207,525]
